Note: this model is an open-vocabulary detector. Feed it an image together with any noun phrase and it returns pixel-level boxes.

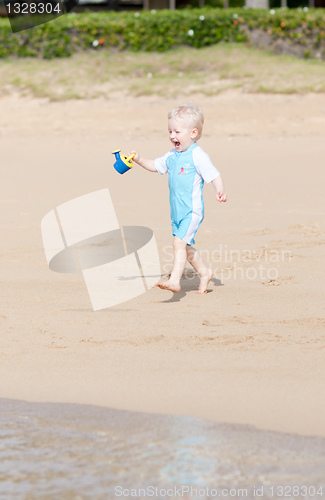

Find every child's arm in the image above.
[212,175,227,203]
[129,150,157,173]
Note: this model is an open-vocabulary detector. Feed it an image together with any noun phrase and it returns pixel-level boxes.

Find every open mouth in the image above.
[173,141,181,148]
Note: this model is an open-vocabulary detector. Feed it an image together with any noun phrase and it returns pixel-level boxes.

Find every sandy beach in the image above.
[1,91,324,438]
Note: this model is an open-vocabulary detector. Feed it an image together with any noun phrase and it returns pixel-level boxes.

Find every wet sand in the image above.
[1,398,324,499]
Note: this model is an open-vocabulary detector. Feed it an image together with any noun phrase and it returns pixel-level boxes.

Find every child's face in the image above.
[168,117,198,152]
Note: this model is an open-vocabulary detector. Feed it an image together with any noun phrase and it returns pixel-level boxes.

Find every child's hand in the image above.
[217,192,227,203]
[212,176,226,203]
[129,150,140,163]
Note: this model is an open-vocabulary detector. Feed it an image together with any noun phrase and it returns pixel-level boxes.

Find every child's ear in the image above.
[191,128,199,139]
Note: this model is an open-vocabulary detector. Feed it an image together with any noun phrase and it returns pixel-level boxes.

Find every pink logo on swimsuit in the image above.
[178,164,190,175]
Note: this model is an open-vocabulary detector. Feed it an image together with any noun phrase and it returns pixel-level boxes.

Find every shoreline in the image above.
[2,398,324,499]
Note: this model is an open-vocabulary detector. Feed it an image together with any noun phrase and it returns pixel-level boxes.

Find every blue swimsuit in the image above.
[155,143,220,245]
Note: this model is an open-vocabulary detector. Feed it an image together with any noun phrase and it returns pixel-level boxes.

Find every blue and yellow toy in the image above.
[112,150,135,175]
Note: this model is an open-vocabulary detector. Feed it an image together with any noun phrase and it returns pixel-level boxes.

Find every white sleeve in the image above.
[154,150,174,175]
[193,147,221,183]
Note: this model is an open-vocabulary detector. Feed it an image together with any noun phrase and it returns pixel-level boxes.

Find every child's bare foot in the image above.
[156,280,181,293]
[198,269,214,294]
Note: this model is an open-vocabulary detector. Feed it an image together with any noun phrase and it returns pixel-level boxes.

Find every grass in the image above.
[0,43,325,101]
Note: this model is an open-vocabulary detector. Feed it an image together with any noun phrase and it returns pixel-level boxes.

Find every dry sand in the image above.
[0,92,324,437]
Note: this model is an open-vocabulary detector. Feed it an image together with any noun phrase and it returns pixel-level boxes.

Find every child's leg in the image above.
[186,246,213,294]
[156,236,187,293]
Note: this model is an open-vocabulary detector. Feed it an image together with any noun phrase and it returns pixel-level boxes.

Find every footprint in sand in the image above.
[248,227,273,236]
[202,319,221,327]
[289,223,324,237]
[262,276,296,286]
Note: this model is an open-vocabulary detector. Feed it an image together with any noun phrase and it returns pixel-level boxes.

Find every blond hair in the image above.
[168,103,204,140]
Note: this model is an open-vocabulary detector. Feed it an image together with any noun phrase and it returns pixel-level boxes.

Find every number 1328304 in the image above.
[265,486,324,497]
[6,2,61,14]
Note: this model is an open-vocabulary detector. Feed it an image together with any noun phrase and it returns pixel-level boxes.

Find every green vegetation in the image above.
[0,8,325,59]
[1,44,325,100]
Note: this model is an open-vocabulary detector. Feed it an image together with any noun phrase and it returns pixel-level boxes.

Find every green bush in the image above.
[0,8,325,58]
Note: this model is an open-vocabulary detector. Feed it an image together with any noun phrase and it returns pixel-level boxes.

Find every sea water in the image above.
[0,398,324,500]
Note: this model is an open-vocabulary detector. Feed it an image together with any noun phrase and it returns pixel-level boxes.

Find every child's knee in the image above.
[173,236,187,250]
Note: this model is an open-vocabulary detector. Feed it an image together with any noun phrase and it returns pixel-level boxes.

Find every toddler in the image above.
[130,103,226,294]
